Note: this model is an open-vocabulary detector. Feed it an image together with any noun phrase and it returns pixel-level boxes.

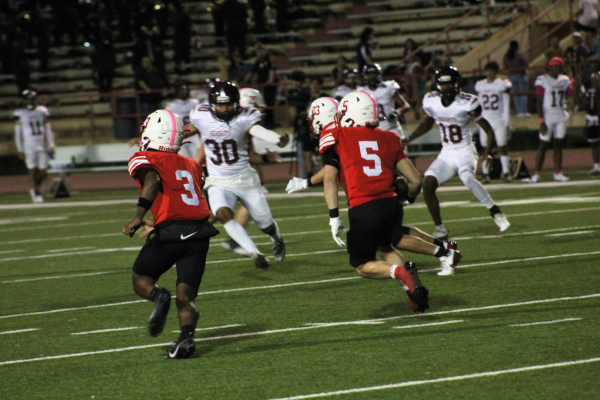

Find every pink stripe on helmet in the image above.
[323,97,338,108]
[166,109,177,146]
[363,92,378,121]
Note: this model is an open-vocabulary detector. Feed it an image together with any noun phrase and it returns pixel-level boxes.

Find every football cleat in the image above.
[396,262,429,312]
[553,172,570,182]
[148,287,171,337]
[493,212,510,232]
[446,241,458,250]
[482,174,491,184]
[222,238,250,257]
[504,174,513,182]
[588,168,600,177]
[438,249,462,276]
[432,228,449,242]
[166,337,196,359]
[251,252,271,269]
[530,173,540,183]
[272,238,286,263]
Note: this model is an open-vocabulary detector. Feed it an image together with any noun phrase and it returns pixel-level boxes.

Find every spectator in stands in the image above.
[91,33,116,101]
[565,32,590,81]
[249,0,267,34]
[135,56,166,115]
[228,52,251,84]
[211,0,227,46]
[334,68,358,101]
[172,0,192,74]
[545,37,564,62]
[132,25,167,83]
[224,0,248,62]
[503,40,530,117]
[403,38,418,62]
[331,56,348,88]
[576,0,598,49]
[356,27,374,75]
[246,43,277,128]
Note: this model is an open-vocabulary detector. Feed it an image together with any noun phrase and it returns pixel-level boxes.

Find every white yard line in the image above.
[1,270,128,284]
[0,293,598,366]
[508,318,583,327]
[71,327,141,335]
[265,357,600,400]
[392,320,464,329]
[0,250,24,255]
[171,324,245,333]
[0,328,39,335]
[546,231,594,237]
[47,246,95,253]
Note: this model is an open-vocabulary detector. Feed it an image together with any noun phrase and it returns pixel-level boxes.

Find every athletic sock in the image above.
[178,324,195,342]
[433,238,445,247]
[149,287,159,302]
[390,263,417,292]
[434,247,450,258]
[488,204,501,217]
[268,221,282,243]
[435,224,447,233]
[223,220,259,254]
[500,155,510,175]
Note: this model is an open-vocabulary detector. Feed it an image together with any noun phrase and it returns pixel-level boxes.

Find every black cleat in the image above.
[272,238,286,263]
[166,337,196,359]
[251,252,271,269]
[148,287,171,337]
[408,286,430,313]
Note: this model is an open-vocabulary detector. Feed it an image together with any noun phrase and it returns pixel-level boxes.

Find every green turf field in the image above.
[1,170,599,399]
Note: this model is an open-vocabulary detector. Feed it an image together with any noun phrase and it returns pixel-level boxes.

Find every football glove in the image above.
[329,217,346,247]
[286,177,309,194]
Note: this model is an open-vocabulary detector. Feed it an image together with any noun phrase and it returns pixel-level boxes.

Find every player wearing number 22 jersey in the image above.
[405,66,510,244]
[320,91,430,313]
[188,81,288,269]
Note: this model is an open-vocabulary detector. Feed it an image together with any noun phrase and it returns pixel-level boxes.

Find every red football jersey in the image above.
[320,127,406,208]
[128,151,210,224]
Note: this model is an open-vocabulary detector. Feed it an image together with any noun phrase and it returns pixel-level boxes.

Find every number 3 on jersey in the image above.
[359,141,382,176]
[176,170,200,206]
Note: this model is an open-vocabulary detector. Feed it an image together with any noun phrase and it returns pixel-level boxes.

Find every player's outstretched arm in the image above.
[403,115,435,146]
[395,158,422,202]
[122,170,161,238]
[324,165,345,246]
[248,124,289,147]
[285,168,326,193]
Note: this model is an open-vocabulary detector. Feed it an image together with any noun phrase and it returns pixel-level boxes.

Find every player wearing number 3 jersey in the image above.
[404,66,510,242]
[320,91,430,313]
[188,81,289,269]
[124,110,220,359]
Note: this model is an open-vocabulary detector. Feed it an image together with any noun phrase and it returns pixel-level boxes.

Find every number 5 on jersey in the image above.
[359,141,382,176]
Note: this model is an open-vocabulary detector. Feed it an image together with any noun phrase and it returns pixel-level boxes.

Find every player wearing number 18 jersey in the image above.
[124,110,219,359]
[188,81,289,269]
[404,66,510,243]
[320,91,429,313]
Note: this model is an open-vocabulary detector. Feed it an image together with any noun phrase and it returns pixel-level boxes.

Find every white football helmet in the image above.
[139,109,185,153]
[338,91,379,128]
[239,88,266,109]
[308,97,338,137]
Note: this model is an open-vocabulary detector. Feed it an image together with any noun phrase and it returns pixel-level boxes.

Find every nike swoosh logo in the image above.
[169,342,184,358]
[180,231,198,240]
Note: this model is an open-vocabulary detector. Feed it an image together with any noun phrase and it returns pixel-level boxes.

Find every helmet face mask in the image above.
[435,66,461,103]
[209,81,241,122]
[308,97,338,137]
[363,64,382,88]
[139,109,185,153]
[22,89,37,110]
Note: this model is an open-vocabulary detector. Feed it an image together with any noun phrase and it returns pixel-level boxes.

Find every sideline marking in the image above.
[509,318,582,327]
[2,250,600,319]
[265,357,600,400]
[0,294,598,366]
[0,328,39,335]
[71,327,141,335]
[171,324,244,333]
[392,320,464,329]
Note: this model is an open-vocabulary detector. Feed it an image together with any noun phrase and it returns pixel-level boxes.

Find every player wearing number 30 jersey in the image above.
[188,81,289,269]
[404,66,510,244]
[320,91,430,314]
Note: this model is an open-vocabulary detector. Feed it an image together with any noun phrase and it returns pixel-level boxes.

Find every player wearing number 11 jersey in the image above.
[188,81,289,269]
[404,66,510,243]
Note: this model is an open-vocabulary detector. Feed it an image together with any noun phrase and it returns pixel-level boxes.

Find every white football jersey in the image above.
[359,80,401,130]
[334,85,353,101]
[474,78,511,122]
[13,106,53,152]
[189,105,262,178]
[422,91,481,150]
[534,74,572,122]
[165,98,201,159]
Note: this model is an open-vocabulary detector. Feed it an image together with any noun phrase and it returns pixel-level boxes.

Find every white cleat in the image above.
[588,168,600,177]
[432,228,449,242]
[493,213,511,232]
[438,249,461,276]
[553,172,570,182]
[29,189,39,203]
[530,173,540,183]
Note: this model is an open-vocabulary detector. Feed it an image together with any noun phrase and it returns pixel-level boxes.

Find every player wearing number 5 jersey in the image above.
[188,81,289,269]
[124,110,220,359]
[14,90,55,203]
[404,66,510,242]
[359,64,411,139]
[320,91,430,313]
[474,61,513,182]
[531,57,575,183]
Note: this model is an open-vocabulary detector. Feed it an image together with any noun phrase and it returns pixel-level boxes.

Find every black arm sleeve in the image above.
[323,148,340,169]
[136,167,157,187]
